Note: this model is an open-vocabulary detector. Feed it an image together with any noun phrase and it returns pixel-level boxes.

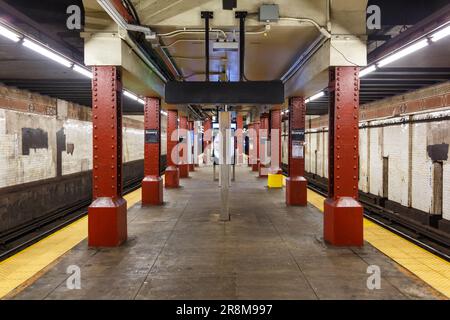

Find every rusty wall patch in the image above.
[427,143,449,162]
[21,128,48,155]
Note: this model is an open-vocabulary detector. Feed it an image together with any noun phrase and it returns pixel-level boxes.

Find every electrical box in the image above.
[259,4,279,22]
[213,41,239,52]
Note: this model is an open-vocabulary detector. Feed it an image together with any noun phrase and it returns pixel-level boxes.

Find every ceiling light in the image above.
[73,65,93,79]
[123,90,139,101]
[137,98,145,105]
[359,65,376,78]
[377,39,429,67]
[0,24,20,42]
[161,110,168,116]
[431,24,450,42]
[308,91,325,102]
[23,39,72,68]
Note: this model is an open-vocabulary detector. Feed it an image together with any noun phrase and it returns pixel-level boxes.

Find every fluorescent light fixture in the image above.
[431,24,450,42]
[359,65,376,78]
[161,110,168,116]
[0,24,20,42]
[73,65,93,79]
[377,39,429,67]
[123,90,145,104]
[123,90,139,101]
[23,39,72,68]
[305,98,310,103]
[308,91,325,102]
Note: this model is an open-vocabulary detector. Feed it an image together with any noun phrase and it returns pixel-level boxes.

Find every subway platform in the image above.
[6,166,444,300]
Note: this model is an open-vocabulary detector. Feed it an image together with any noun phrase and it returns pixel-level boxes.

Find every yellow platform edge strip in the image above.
[307,188,450,299]
[0,188,142,299]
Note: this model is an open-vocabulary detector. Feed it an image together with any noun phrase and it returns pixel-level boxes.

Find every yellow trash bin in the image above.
[267,173,283,188]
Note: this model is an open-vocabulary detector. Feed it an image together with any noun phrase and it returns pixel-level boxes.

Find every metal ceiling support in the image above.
[179,116,190,179]
[88,66,127,248]
[236,11,248,81]
[286,97,307,206]
[201,11,213,82]
[165,109,180,188]
[142,97,163,206]
[324,66,363,247]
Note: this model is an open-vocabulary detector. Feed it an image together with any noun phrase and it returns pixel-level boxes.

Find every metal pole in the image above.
[201,11,213,82]
[219,111,230,221]
[236,11,247,81]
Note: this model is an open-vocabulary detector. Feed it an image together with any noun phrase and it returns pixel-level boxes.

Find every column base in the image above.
[258,163,268,177]
[285,176,307,206]
[142,176,163,205]
[252,162,259,172]
[189,164,195,172]
[88,197,127,247]
[324,197,364,246]
[179,164,189,178]
[165,166,180,188]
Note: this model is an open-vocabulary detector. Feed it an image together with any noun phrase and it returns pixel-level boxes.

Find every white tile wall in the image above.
[383,123,410,206]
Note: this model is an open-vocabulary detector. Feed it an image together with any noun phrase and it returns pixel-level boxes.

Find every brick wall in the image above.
[0,84,145,189]
[304,81,450,222]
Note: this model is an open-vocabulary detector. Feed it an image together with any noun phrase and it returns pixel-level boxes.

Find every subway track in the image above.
[0,176,143,262]
[305,175,450,262]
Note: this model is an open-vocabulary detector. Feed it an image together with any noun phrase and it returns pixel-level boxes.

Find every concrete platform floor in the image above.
[11,166,443,300]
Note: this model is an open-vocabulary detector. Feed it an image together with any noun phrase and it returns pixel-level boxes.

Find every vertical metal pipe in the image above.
[201,11,213,81]
[236,12,247,81]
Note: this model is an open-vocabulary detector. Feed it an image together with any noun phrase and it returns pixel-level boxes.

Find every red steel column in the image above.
[251,121,260,172]
[203,119,212,165]
[258,114,269,177]
[178,116,189,178]
[188,121,195,171]
[324,66,363,246]
[247,123,253,167]
[165,110,180,188]
[270,109,282,173]
[88,66,127,247]
[286,97,307,206]
[236,113,244,165]
[142,97,163,205]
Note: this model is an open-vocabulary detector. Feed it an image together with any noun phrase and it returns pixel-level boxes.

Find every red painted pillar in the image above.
[178,116,189,178]
[251,122,260,172]
[188,121,195,171]
[269,109,282,173]
[88,66,127,247]
[286,97,307,206]
[324,66,363,246]
[203,119,212,165]
[165,110,180,188]
[236,113,244,165]
[258,114,269,177]
[142,97,163,205]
